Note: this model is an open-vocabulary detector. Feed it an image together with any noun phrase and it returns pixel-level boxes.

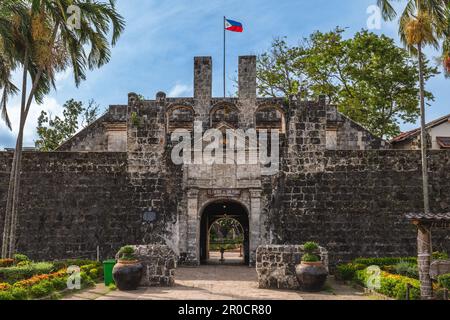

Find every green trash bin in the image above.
[103,259,116,286]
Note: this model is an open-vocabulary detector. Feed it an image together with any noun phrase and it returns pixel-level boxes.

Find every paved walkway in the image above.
[207,251,244,265]
[64,265,374,300]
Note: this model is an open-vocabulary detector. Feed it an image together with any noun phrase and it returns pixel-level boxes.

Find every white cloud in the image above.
[168,83,191,97]
[0,96,64,148]
[54,69,72,90]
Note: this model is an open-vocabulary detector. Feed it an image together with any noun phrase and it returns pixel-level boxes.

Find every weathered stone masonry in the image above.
[0,55,449,268]
[0,152,134,260]
[276,150,450,268]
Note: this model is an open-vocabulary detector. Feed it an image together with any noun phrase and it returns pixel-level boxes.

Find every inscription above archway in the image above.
[207,189,242,198]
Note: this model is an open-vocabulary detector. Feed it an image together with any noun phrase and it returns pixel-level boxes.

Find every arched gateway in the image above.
[199,200,250,265]
[181,183,265,266]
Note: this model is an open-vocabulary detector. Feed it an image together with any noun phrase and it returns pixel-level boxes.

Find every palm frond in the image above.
[377,0,399,20]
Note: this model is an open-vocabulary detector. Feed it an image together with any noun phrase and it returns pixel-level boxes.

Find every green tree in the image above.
[257,38,310,101]
[377,0,449,300]
[35,99,99,151]
[307,29,437,138]
[0,38,18,130]
[81,99,100,128]
[1,0,125,258]
[257,28,438,139]
[0,1,24,131]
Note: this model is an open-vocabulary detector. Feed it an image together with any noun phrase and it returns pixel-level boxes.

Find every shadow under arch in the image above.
[199,199,250,265]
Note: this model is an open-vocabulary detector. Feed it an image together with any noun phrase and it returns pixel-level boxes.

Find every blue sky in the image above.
[0,0,449,148]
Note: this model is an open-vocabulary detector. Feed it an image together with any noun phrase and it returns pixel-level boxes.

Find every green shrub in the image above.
[13,254,30,264]
[302,253,320,262]
[353,257,416,267]
[0,262,54,283]
[303,242,319,253]
[394,281,420,300]
[438,273,450,290]
[118,246,136,261]
[108,283,117,291]
[336,263,366,281]
[130,112,142,127]
[393,262,419,279]
[354,269,369,286]
[10,287,28,300]
[432,251,449,260]
[88,268,100,281]
[30,280,54,299]
[16,261,31,267]
[53,259,100,270]
[355,268,421,300]
[51,277,68,291]
[302,242,320,262]
[49,292,62,300]
[0,291,14,300]
[80,272,95,289]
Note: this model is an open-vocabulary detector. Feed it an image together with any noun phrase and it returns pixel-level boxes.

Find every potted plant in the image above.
[112,245,143,291]
[295,242,328,292]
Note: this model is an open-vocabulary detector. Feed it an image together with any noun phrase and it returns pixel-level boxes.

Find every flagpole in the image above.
[223,16,226,98]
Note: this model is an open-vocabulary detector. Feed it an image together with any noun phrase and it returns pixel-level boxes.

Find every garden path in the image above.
[64,265,375,300]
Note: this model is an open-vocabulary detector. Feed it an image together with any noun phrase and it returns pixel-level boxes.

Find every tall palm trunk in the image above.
[8,106,27,257]
[1,47,28,258]
[1,139,17,258]
[2,21,57,258]
[417,42,433,299]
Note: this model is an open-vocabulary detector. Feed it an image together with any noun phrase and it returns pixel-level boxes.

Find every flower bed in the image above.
[355,268,421,300]
[336,254,448,300]
[0,255,102,300]
[0,262,55,283]
[0,259,14,268]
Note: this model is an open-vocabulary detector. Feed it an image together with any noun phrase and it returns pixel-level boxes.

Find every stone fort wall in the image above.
[0,56,449,267]
[0,152,180,261]
[275,150,450,267]
[1,149,449,266]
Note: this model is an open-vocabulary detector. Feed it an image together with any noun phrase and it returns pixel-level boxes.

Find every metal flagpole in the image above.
[223,16,226,98]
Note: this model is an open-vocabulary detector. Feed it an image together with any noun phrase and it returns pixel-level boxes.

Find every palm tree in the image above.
[377,0,449,300]
[0,0,125,258]
[0,0,21,131]
[0,40,18,131]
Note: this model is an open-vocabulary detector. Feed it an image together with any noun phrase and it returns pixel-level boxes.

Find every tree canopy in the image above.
[35,99,100,151]
[257,28,438,139]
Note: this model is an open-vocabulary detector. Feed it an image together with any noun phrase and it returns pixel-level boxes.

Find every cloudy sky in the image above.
[1,0,449,149]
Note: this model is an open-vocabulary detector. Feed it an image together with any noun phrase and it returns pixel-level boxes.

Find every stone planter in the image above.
[295,261,328,292]
[112,260,143,291]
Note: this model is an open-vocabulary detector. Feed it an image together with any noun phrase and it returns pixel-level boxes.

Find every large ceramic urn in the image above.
[295,261,328,292]
[112,260,143,291]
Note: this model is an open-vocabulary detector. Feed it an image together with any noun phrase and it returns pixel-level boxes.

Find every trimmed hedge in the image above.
[355,268,421,300]
[353,257,417,267]
[0,263,101,300]
[336,263,366,281]
[52,259,101,271]
[393,262,418,279]
[0,262,54,284]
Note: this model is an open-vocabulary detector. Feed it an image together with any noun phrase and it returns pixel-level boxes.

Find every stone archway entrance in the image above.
[199,200,250,265]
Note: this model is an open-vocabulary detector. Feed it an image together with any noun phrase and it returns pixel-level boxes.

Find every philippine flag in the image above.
[225,19,243,32]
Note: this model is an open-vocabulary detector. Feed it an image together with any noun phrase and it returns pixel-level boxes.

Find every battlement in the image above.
[191,55,257,101]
